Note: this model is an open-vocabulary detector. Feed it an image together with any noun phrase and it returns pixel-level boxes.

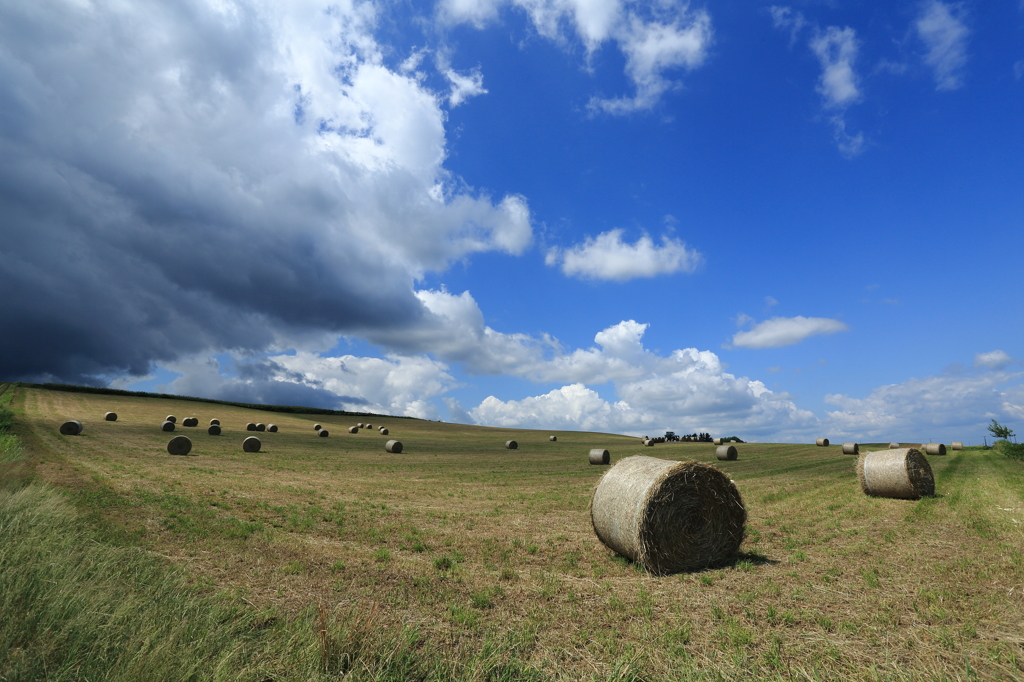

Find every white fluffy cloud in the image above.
[916,1,969,91]
[445,66,488,106]
[974,350,1013,370]
[437,0,712,113]
[546,229,702,281]
[731,316,849,349]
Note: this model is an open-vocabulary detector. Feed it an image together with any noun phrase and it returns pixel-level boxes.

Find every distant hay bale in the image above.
[888,442,900,449]
[643,439,654,447]
[246,423,257,432]
[857,448,934,500]
[319,429,329,437]
[712,438,723,446]
[167,435,192,456]
[242,436,261,453]
[104,412,117,421]
[951,441,963,450]
[165,416,176,423]
[210,419,220,426]
[182,418,198,427]
[348,426,358,434]
[716,445,738,461]
[550,436,557,441]
[924,443,946,456]
[379,428,389,435]
[59,420,83,436]
[590,456,746,575]
[358,422,364,428]
[314,424,322,431]
[385,440,403,453]
[506,440,518,450]
[589,449,610,465]
[365,423,372,429]
[208,425,221,436]
[842,443,859,455]
[161,421,175,432]
[255,423,266,432]
[268,424,278,432]
[816,438,830,447]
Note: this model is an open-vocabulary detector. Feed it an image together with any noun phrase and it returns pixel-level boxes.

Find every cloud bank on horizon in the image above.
[1,0,1021,443]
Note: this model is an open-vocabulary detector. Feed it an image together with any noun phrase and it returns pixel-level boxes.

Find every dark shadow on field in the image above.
[734,550,778,567]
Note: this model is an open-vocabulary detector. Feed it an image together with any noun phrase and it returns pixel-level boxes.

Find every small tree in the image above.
[987,419,1015,441]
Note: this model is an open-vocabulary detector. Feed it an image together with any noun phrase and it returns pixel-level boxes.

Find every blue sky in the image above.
[1,0,1021,443]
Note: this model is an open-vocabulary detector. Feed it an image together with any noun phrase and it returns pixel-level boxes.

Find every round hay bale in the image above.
[161,420,175,432]
[716,445,738,461]
[314,424,322,431]
[924,443,946,456]
[505,440,518,450]
[379,428,389,435]
[246,423,257,432]
[590,456,746,575]
[951,441,963,450]
[365,423,372,429]
[549,435,557,441]
[842,442,859,455]
[712,438,723,446]
[358,422,364,428]
[165,415,177,423]
[59,420,83,436]
[104,412,117,421]
[348,426,358,434]
[319,429,329,437]
[268,424,278,433]
[815,438,829,447]
[208,425,221,436]
[182,417,198,427]
[210,419,220,426]
[242,436,261,453]
[589,449,610,465]
[888,442,900,449]
[857,448,934,499]
[643,439,654,447]
[385,439,403,453]
[255,423,266,432]
[167,435,192,456]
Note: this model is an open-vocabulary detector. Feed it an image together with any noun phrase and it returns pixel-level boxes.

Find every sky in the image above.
[1,0,1022,444]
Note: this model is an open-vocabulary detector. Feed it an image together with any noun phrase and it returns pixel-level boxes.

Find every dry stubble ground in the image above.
[14,386,1024,680]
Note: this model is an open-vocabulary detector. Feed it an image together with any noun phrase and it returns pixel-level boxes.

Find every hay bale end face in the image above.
[505,440,518,450]
[210,419,220,426]
[242,436,261,453]
[924,443,946,456]
[643,439,654,447]
[268,424,278,432]
[104,412,117,421]
[319,429,329,437]
[59,420,83,436]
[314,424,322,431]
[815,438,829,447]
[591,456,746,575]
[246,423,257,432]
[951,441,963,450]
[385,440,403,453]
[365,423,372,429]
[549,435,557,441]
[208,425,222,436]
[888,442,900,449]
[379,428,389,435]
[348,426,358,434]
[182,417,198,427]
[255,423,266,432]
[161,421,175,432]
[857,448,934,500]
[165,416,176,423]
[842,442,859,455]
[589,449,610,465]
[716,445,738,461]
[167,436,192,456]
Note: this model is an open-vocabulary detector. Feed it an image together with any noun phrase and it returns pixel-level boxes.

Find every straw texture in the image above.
[713,438,723,446]
[160,421,175,432]
[842,442,859,455]
[856,448,934,500]
[506,440,518,450]
[816,438,829,447]
[268,424,278,432]
[591,456,746,575]
[208,425,221,436]
[167,436,192,456]
[589,449,610,465]
[242,436,261,453]
[385,440,403,453]
[716,445,738,461]
[104,412,117,421]
[951,441,963,450]
[924,443,946,456]
[59,420,83,436]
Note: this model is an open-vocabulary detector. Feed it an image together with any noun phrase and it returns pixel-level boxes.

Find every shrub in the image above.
[996,440,1024,461]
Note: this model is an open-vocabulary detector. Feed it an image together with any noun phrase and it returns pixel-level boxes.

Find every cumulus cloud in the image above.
[915,1,969,91]
[437,0,713,114]
[731,316,849,349]
[444,66,488,106]
[545,229,702,281]
[0,0,531,385]
[974,350,1013,370]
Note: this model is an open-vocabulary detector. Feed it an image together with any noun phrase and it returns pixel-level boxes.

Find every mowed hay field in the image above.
[6,385,1024,680]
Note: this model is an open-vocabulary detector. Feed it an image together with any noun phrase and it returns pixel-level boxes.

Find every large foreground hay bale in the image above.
[857,448,934,499]
[208,425,221,436]
[59,420,83,436]
[165,415,177,423]
[348,426,358,434]
[591,456,746,574]
[888,442,900,449]
[712,438,723,446]
[104,412,117,421]
[589,449,610,465]
[161,421,175,432]
[319,429,329,437]
[842,442,859,455]
[246,423,257,431]
[506,440,518,450]
[242,436,261,453]
[379,428,389,435]
[816,438,829,447]
[549,436,557,441]
[924,443,946,456]
[385,440,403,453]
[167,436,192,456]
[268,424,278,432]
[716,445,738,461]
[255,423,266,432]
[210,418,220,426]
[951,441,963,450]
